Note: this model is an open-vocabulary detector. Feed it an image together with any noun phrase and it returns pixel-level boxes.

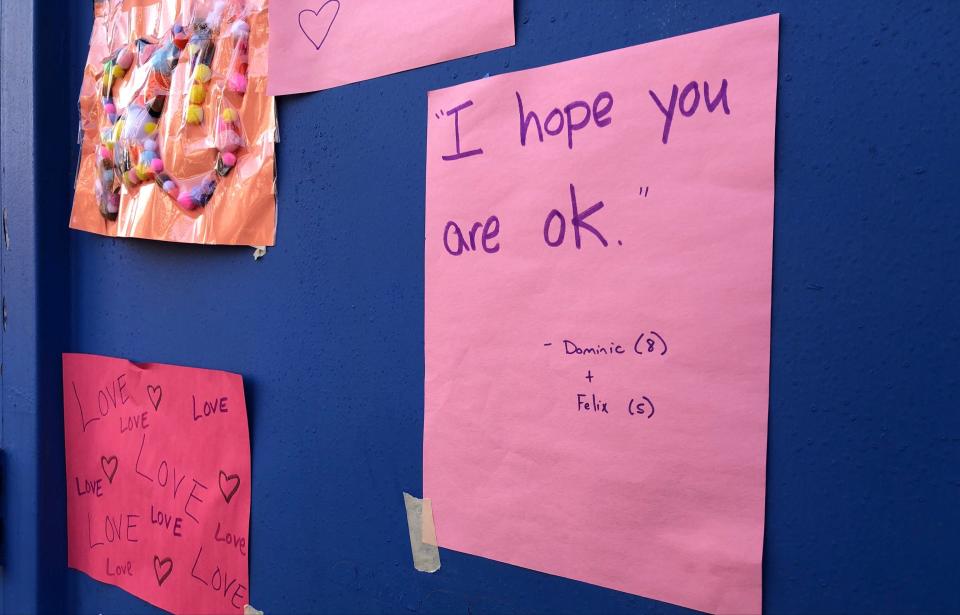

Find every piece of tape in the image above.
[403,492,441,573]
[243,606,264,615]
[420,497,438,547]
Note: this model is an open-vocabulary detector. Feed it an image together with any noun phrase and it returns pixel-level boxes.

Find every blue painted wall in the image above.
[7,0,959,614]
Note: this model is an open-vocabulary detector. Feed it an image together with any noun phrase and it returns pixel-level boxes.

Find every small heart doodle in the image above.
[219,470,241,504]
[147,384,163,411]
[299,1,340,51]
[153,556,173,586]
[100,455,118,483]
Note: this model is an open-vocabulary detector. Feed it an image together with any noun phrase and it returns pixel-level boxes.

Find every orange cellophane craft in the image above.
[72,0,277,246]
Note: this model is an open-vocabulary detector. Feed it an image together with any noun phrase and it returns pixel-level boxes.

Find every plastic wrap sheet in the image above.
[72,0,277,246]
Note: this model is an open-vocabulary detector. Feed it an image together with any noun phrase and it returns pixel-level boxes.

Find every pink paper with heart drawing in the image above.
[267,0,515,95]
[62,353,251,614]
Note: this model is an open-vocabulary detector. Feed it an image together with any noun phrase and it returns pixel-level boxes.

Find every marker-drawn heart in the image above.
[101,455,118,484]
[147,384,162,411]
[299,1,340,51]
[219,470,240,504]
[153,556,173,586]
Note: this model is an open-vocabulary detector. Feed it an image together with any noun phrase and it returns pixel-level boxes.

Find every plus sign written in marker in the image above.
[585,370,594,383]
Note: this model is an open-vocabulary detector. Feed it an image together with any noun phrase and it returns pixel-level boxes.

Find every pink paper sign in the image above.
[63,354,251,614]
[267,0,515,95]
[423,15,779,615]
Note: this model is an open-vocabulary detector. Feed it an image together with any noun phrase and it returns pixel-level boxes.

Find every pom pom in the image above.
[177,191,196,209]
[103,102,116,115]
[127,169,141,184]
[102,169,115,185]
[221,108,238,122]
[150,158,164,173]
[196,179,217,205]
[221,151,237,166]
[144,122,157,135]
[111,65,125,79]
[209,0,227,24]
[141,150,156,164]
[185,104,204,124]
[227,73,247,94]
[218,129,242,153]
[99,145,112,160]
[189,83,206,104]
[117,49,134,70]
[136,164,151,181]
[193,64,212,83]
[231,20,250,37]
[144,138,157,151]
[106,192,121,214]
[163,180,176,192]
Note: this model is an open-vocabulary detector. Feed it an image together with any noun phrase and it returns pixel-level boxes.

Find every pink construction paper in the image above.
[63,354,251,615]
[423,15,779,615]
[267,0,515,95]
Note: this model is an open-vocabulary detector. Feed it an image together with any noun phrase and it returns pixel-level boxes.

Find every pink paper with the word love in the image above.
[267,0,515,95]
[63,353,251,615]
[424,15,779,615]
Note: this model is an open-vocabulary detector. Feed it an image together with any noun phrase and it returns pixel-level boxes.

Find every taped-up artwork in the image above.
[62,353,250,614]
[72,0,277,246]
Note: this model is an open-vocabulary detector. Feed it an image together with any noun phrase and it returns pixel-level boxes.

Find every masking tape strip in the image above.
[403,492,441,573]
[420,497,438,547]
[243,606,264,615]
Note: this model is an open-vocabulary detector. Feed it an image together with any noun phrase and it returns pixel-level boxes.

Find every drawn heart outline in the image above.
[147,384,162,411]
[298,1,340,51]
[101,455,118,483]
[153,556,173,586]
[219,470,241,504]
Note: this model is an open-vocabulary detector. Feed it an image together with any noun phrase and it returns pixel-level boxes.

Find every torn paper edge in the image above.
[403,492,441,573]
